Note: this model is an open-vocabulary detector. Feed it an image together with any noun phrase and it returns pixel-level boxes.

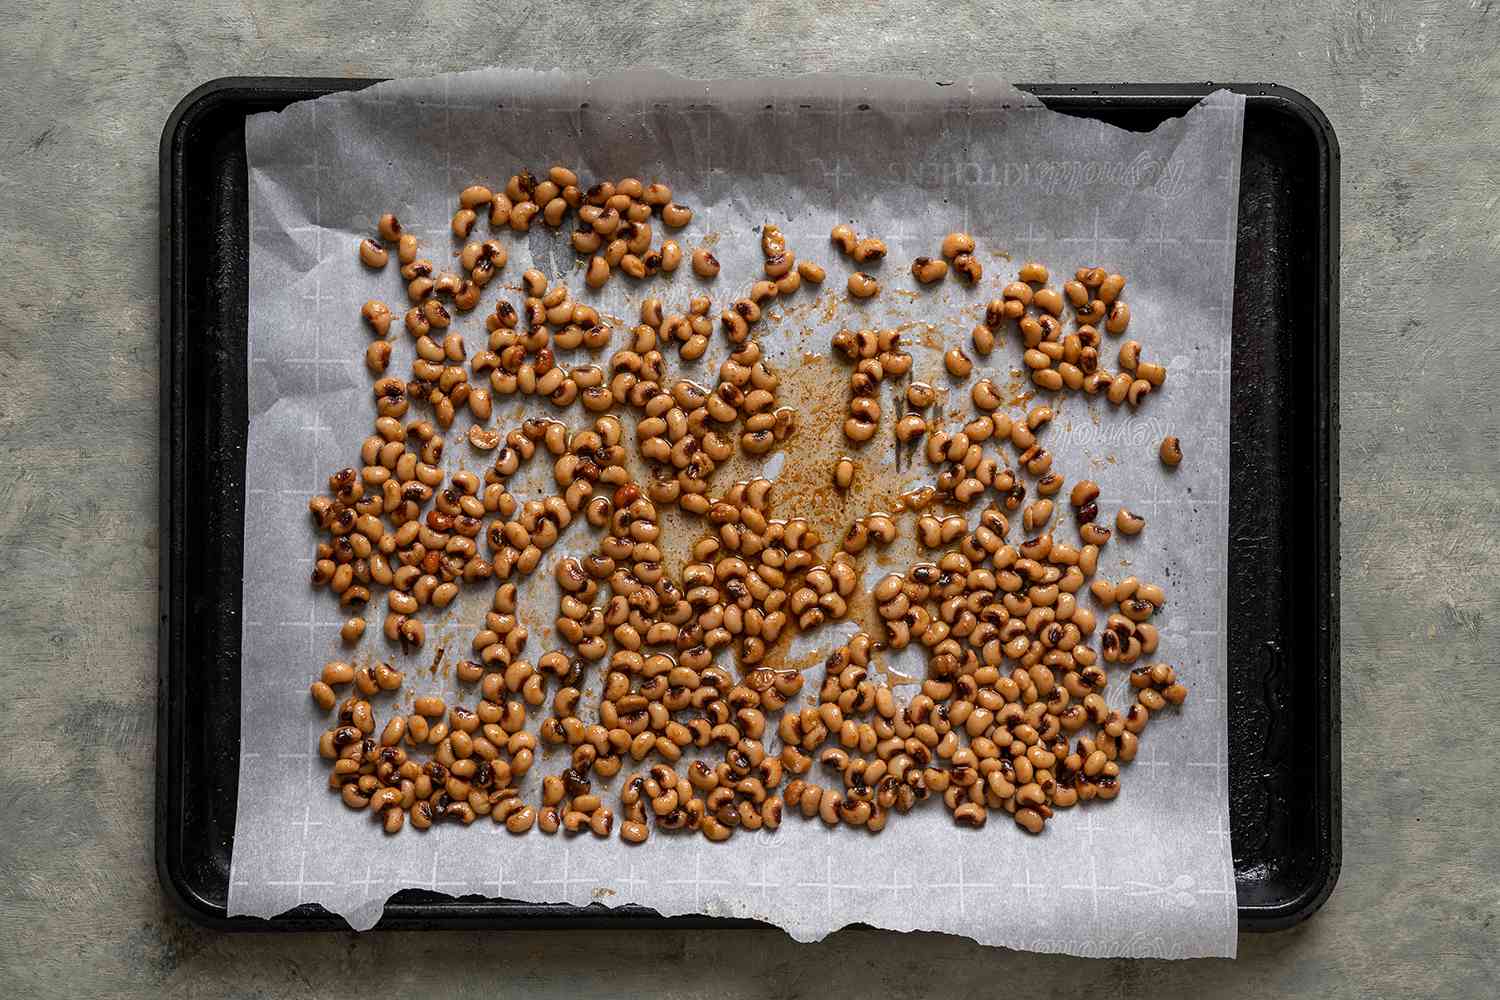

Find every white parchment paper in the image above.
[232,69,1242,957]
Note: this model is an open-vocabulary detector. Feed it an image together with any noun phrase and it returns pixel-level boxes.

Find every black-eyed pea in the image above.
[361,300,392,338]
[1017,261,1048,284]
[833,457,855,490]
[972,324,996,355]
[941,232,975,259]
[1106,301,1131,334]
[952,253,982,283]
[661,203,692,228]
[358,238,388,268]
[1032,368,1063,391]
[340,617,366,644]
[945,348,973,378]
[1119,339,1142,371]
[1126,379,1152,406]
[1159,435,1182,467]
[1027,405,1054,431]
[902,382,934,409]
[1076,299,1106,324]
[1106,372,1133,405]
[310,681,337,710]
[507,200,539,232]
[691,248,719,279]
[911,256,947,283]
[848,272,879,299]
[1136,361,1167,387]
[585,255,610,289]
[1115,508,1146,536]
[895,414,927,443]
[660,240,682,272]
[397,233,418,265]
[971,379,1002,411]
[1098,273,1126,304]
[1032,288,1063,317]
[1080,522,1112,546]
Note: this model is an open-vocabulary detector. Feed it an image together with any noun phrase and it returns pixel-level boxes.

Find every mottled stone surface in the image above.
[1,2,1496,996]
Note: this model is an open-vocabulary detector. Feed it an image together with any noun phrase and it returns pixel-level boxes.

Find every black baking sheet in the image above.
[157,78,1340,932]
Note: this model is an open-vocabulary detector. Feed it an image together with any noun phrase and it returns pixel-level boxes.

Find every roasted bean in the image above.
[1159,435,1182,467]
[912,256,948,283]
[691,248,719,278]
[941,232,976,259]
[847,272,879,299]
[1115,508,1146,535]
[358,238,388,268]
[944,348,973,378]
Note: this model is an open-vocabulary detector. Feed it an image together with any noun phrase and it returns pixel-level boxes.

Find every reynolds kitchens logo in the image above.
[884,150,1192,198]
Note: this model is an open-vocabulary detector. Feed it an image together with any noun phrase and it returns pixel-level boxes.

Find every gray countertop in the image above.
[1,2,1496,996]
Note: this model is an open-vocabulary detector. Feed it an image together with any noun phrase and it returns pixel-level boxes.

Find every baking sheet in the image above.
[231,68,1243,957]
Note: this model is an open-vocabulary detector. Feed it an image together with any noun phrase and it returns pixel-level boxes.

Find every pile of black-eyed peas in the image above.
[307,173,1188,838]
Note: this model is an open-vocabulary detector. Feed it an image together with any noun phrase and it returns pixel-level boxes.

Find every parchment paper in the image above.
[232,69,1242,957]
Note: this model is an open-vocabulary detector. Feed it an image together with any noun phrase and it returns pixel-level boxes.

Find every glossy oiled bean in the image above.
[1116,508,1146,535]
[361,300,392,337]
[903,382,934,409]
[847,272,879,299]
[1159,435,1182,467]
[797,260,825,283]
[661,203,693,227]
[951,253,981,283]
[340,618,365,644]
[912,256,948,283]
[358,238,388,268]
[833,457,855,490]
[691,248,719,278]
[941,232,975,259]
[944,348,973,378]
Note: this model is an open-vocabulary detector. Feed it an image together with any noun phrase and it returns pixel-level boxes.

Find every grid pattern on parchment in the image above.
[231,73,1243,957]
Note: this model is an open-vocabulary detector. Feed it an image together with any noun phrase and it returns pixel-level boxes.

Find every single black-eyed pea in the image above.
[660,241,682,272]
[972,324,996,355]
[1159,435,1182,467]
[941,232,975,259]
[1032,368,1063,391]
[945,348,973,378]
[586,255,610,289]
[358,238,388,268]
[833,457,855,490]
[1032,288,1063,317]
[361,300,392,337]
[912,256,948,283]
[1127,378,1152,406]
[1119,339,1142,370]
[1106,301,1131,334]
[797,259,826,283]
[1017,261,1048,284]
[1099,273,1126,304]
[1116,508,1146,535]
[895,414,927,442]
[847,272,879,299]
[971,379,1002,411]
[691,248,719,278]
[1136,361,1166,387]
[661,203,693,227]
[952,253,982,283]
